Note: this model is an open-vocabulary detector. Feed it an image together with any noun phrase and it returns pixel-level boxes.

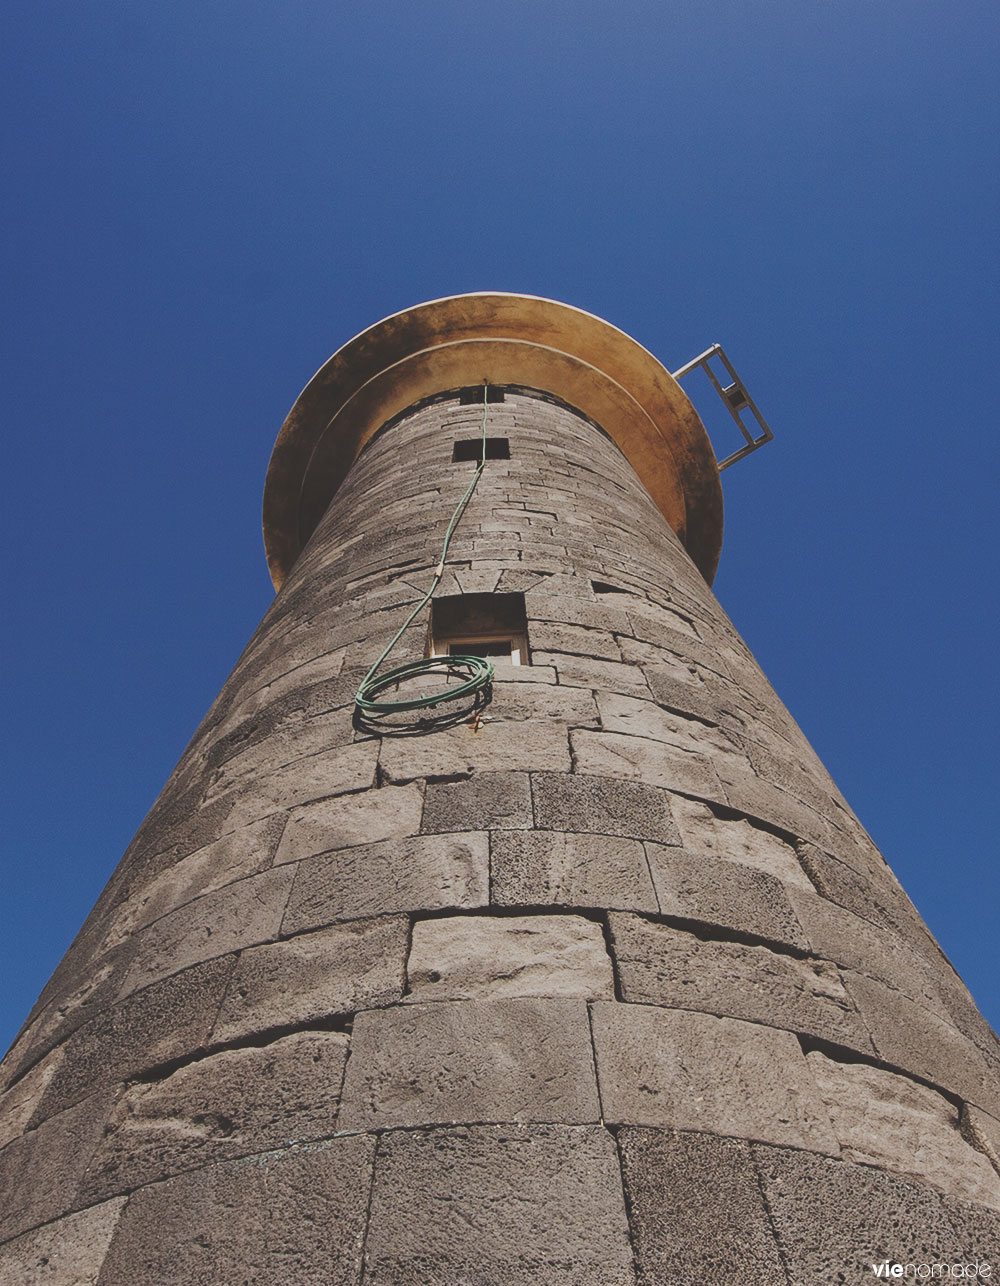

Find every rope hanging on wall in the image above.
[354,386,496,717]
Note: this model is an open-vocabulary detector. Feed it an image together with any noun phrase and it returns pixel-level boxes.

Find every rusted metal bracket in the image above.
[672,344,773,470]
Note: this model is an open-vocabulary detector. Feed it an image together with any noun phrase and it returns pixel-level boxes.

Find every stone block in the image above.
[740,735,839,816]
[527,621,622,660]
[796,841,931,944]
[363,1124,634,1286]
[213,916,407,1042]
[117,865,296,999]
[35,958,235,1119]
[963,1103,1000,1174]
[668,794,812,888]
[490,830,658,912]
[643,844,808,949]
[234,646,347,716]
[205,709,360,796]
[617,1128,786,1283]
[608,913,872,1052]
[273,784,423,864]
[642,664,720,724]
[0,1197,126,1286]
[339,998,600,1131]
[406,914,614,1002]
[806,1050,1000,1209]
[487,680,599,725]
[94,1134,375,1285]
[753,1144,967,1280]
[421,772,532,833]
[788,887,946,1010]
[533,652,651,697]
[718,771,839,852]
[0,1045,64,1151]
[936,972,1000,1065]
[98,816,286,955]
[378,720,571,781]
[532,773,681,844]
[0,1091,112,1242]
[596,691,745,766]
[224,741,380,827]
[79,1031,349,1202]
[591,1002,839,1152]
[7,939,141,1083]
[570,729,725,801]
[525,593,632,635]
[843,972,1000,1115]
[282,832,488,934]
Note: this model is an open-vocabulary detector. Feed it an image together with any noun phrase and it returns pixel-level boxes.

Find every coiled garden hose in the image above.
[354,387,496,717]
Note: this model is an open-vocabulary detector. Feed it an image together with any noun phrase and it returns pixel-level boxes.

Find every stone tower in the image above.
[1,294,997,1283]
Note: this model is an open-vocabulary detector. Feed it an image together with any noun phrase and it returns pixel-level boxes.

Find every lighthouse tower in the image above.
[1,295,997,1282]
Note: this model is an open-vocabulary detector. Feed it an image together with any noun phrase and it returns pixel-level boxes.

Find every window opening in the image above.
[430,593,528,666]
[452,437,509,462]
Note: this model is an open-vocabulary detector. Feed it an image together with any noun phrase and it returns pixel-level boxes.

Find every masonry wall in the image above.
[1,389,998,1283]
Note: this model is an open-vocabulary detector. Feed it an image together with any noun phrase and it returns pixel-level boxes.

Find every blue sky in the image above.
[2,1,998,1050]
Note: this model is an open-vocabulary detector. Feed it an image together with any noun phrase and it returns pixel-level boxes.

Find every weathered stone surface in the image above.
[224,742,380,827]
[753,1144,967,1280]
[35,958,236,1119]
[79,1031,349,1202]
[0,1045,64,1151]
[0,1197,126,1286]
[5,942,140,1087]
[379,720,571,780]
[796,841,932,945]
[571,729,725,801]
[282,832,488,933]
[527,593,632,634]
[643,843,808,948]
[806,1050,1000,1209]
[533,652,651,697]
[937,973,1000,1066]
[608,913,873,1052]
[487,679,599,725]
[0,1091,112,1242]
[421,772,532,832]
[273,784,423,864]
[789,886,946,1010]
[339,999,599,1130]
[204,710,359,798]
[213,916,407,1042]
[117,865,296,999]
[618,1128,786,1283]
[532,773,681,844]
[642,664,719,724]
[591,1002,839,1152]
[490,830,658,911]
[528,620,622,660]
[363,1125,635,1285]
[963,1103,1000,1175]
[97,816,286,957]
[406,913,614,1002]
[843,972,1000,1115]
[94,1135,375,1285]
[667,793,812,888]
[597,691,743,763]
[940,1198,1000,1263]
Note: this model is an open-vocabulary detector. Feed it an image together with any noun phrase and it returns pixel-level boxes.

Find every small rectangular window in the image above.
[430,592,528,666]
[452,437,510,462]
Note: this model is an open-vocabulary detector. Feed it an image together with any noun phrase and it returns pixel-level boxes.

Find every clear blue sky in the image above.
[3,1,998,1051]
